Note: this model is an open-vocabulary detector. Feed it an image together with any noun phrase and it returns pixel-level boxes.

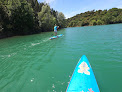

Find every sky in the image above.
[37,0,122,19]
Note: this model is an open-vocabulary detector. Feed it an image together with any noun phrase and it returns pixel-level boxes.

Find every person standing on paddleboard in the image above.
[54,24,59,36]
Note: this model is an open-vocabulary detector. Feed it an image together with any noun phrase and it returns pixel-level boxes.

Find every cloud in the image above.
[65,12,76,19]
[64,9,81,19]
[43,0,57,8]
[44,0,55,4]
[65,8,90,19]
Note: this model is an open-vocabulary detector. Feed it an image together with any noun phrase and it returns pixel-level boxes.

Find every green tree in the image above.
[38,4,56,31]
[81,20,89,26]
[116,12,122,23]
[68,20,77,27]
[57,12,66,28]
[66,8,122,27]
[11,2,34,35]
[0,2,12,37]
[0,0,65,38]
[101,14,111,24]
[90,20,97,26]
[97,20,104,25]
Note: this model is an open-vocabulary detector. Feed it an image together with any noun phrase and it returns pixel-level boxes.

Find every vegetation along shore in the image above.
[0,0,122,39]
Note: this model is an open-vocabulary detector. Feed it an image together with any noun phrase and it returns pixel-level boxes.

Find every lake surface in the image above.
[0,24,122,92]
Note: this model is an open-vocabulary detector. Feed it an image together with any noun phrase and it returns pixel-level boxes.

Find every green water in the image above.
[0,24,122,92]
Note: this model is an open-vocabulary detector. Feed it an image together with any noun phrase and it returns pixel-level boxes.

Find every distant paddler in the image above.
[54,24,59,36]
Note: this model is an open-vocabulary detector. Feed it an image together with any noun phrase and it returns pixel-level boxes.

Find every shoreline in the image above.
[0,23,121,40]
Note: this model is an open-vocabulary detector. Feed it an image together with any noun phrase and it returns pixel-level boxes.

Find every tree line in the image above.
[66,8,122,27]
[0,0,66,38]
[0,0,122,39]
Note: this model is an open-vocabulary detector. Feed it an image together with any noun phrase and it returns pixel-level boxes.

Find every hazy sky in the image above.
[37,0,122,18]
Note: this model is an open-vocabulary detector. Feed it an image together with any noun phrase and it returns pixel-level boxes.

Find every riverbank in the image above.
[1,23,121,40]
[66,8,122,27]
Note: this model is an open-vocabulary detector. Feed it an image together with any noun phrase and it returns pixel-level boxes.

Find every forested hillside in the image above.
[0,0,66,38]
[66,8,122,27]
[1,0,122,39]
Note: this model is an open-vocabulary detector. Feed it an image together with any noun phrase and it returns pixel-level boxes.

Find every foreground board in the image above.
[66,55,100,92]
[49,34,63,40]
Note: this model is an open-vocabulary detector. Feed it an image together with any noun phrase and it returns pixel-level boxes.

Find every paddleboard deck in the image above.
[66,55,100,92]
[49,34,63,40]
